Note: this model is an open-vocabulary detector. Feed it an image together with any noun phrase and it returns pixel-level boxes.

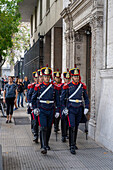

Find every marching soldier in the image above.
[32,69,43,143]
[27,71,38,137]
[61,69,71,142]
[53,69,62,132]
[31,65,60,154]
[61,65,89,154]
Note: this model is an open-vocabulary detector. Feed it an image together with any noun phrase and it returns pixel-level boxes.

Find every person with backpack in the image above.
[3,76,18,123]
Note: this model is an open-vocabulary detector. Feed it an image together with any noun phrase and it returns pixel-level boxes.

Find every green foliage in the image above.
[0,0,23,58]
[7,22,30,64]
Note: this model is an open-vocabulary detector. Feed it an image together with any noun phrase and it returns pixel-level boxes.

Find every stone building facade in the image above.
[61,0,113,152]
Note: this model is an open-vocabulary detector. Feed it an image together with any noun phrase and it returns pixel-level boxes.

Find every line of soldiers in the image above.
[27,64,89,155]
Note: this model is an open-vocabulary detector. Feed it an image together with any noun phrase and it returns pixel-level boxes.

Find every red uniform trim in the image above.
[38,116,41,127]
[72,81,79,85]
[54,84,61,90]
[28,84,32,89]
[67,115,71,127]
[63,83,69,89]
[32,111,35,120]
[81,82,87,89]
[43,81,50,86]
[34,84,41,91]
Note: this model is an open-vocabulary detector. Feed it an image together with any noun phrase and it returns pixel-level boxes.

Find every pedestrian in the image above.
[61,65,89,154]
[23,76,30,103]
[17,79,24,107]
[3,76,18,123]
[13,77,19,110]
[31,65,60,154]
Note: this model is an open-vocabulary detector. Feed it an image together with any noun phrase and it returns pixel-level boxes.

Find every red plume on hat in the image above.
[46,64,48,67]
[74,64,77,68]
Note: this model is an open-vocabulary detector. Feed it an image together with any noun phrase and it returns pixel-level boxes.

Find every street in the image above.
[0,107,113,170]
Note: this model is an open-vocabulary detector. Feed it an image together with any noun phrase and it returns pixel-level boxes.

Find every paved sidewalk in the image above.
[0,107,113,170]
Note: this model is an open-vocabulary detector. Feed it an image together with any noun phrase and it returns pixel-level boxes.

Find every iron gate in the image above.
[24,35,44,82]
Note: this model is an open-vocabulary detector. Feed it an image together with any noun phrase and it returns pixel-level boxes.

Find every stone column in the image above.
[89,13,103,139]
[54,27,62,71]
[51,27,62,72]
[44,31,51,67]
[65,31,70,69]
[51,27,54,71]
[69,30,74,68]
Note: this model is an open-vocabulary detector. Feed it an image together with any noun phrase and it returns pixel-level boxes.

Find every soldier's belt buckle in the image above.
[75,99,79,103]
[46,100,50,104]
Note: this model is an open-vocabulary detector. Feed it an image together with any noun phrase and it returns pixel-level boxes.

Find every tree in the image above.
[7,22,30,64]
[0,0,22,71]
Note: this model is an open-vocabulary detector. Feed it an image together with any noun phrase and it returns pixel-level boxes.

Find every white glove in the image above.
[27,103,29,108]
[29,103,33,109]
[34,108,40,116]
[62,108,68,116]
[55,112,60,118]
[84,108,89,115]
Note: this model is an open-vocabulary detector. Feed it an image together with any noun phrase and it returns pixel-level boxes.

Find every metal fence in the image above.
[14,59,24,79]
[24,37,44,82]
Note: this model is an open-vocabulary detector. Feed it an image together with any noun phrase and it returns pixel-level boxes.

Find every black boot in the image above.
[54,117,60,132]
[69,127,76,155]
[31,114,34,133]
[40,130,42,149]
[40,127,47,154]
[66,118,69,139]
[33,118,39,143]
[46,126,52,150]
[61,119,66,142]
[74,126,78,150]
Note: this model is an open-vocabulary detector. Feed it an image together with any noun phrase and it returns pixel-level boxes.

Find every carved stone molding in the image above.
[90,15,103,30]
[74,32,83,42]
[89,11,103,131]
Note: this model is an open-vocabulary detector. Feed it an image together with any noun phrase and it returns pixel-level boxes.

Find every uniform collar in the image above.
[43,81,50,86]
[72,81,79,85]
[54,82,61,85]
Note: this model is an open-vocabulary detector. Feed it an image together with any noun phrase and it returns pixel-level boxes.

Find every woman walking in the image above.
[3,76,18,123]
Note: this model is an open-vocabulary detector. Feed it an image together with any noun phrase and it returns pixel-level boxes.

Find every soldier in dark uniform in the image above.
[27,71,38,136]
[53,69,62,132]
[61,69,71,142]
[31,65,60,154]
[32,69,43,143]
[61,66,89,154]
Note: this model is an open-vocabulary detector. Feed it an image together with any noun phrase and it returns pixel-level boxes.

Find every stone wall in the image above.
[95,0,113,152]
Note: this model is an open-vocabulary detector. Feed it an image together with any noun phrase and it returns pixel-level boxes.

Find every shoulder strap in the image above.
[38,84,52,100]
[68,83,82,100]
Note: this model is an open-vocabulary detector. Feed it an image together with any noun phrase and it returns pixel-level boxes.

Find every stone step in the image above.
[0,145,3,170]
